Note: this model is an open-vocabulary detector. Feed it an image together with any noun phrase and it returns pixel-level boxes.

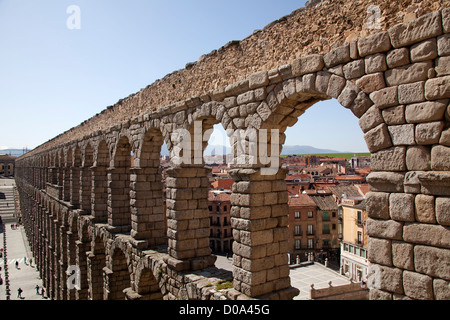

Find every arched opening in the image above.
[80,144,94,214]
[108,136,132,233]
[71,147,82,208]
[134,267,163,300]
[63,149,72,202]
[106,248,131,300]
[131,128,166,247]
[88,235,107,300]
[92,140,110,223]
[282,98,370,284]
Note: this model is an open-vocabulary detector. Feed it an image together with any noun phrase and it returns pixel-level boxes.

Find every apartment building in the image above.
[208,191,233,254]
[339,196,369,282]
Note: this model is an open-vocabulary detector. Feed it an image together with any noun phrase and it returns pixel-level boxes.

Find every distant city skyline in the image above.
[0,0,368,153]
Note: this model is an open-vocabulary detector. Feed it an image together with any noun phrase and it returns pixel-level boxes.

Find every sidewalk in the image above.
[0,178,47,301]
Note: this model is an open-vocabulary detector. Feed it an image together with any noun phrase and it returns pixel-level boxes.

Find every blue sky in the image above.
[0,0,368,153]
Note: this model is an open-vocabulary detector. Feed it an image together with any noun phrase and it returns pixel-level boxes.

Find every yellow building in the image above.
[0,154,16,177]
[339,196,368,282]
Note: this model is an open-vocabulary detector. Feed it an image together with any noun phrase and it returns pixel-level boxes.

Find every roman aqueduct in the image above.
[14,1,450,300]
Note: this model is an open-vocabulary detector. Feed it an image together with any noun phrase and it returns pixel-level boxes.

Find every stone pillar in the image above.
[165,166,216,271]
[87,251,105,300]
[70,167,80,208]
[75,240,89,300]
[91,166,108,223]
[107,167,131,233]
[229,168,299,300]
[63,167,71,202]
[129,167,166,249]
[79,167,91,214]
[66,230,77,300]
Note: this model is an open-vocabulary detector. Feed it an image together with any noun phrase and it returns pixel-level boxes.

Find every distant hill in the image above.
[281,145,340,155]
[161,144,343,156]
[0,149,29,157]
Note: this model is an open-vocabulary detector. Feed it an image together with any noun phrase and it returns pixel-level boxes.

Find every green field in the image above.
[280,153,371,159]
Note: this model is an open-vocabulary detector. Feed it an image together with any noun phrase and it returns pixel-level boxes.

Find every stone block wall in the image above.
[13,5,450,300]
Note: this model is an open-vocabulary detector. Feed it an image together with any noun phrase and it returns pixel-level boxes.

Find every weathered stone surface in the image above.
[365,53,387,74]
[403,223,450,248]
[324,45,350,68]
[371,147,406,172]
[366,219,403,240]
[249,71,269,89]
[358,31,391,57]
[392,242,414,271]
[350,91,373,118]
[398,82,425,105]
[435,56,450,76]
[386,48,410,68]
[382,105,405,125]
[337,81,358,108]
[385,61,433,87]
[435,197,450,226]
[388,124,415,146]
[315,71,331,94]
[368,238,392,266]
[425,76,450,100]
[366,172,404,193]
[414,246,450,281]
[291,54,324,77]
[359,105,384,133]
[370,87,398,109]
[343,60,365,80]
[443,7,450,33]
[356,72,386,93]
[389,11,443,48]
[410,39,438,62]
[364,123,393,153]
[415,121,445,145]
[434,279,450,300]
[437,34,450,56]
[390,193,415,222]
[406,146,431,171]
[415,194,436,224]
[403,271,433,300]
[366,192,390,219]
[440,127,450,146]
[404,171,425,194]
[405,100,448,123]
[326,74,346,99]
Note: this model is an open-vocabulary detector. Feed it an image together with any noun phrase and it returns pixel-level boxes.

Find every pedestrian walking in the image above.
[17,288,23,299]
[29,258,32,266]
[24,257,27,265]
[15,260,19,269]
[40,287,45,297]
[35,285,40,294]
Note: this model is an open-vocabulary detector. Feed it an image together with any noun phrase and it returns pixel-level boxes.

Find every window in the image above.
[217,206,220,212]
[307,238,314,249]
[332,211,336,218]
[294,211,300,219]
[208,206,212,212]
[295,239,302,250]
[357,211,362,225]
[323,239,330,248]
[308,211,313,218]
[294,225,302,236]
[224,217,228,226]
[332,224,336,230]
[223,205,227,212]
[323,212,330,221]
[357,231,363,244]
[323,224,330,234]
[307,224,314,235]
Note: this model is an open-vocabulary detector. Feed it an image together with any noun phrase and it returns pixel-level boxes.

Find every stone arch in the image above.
[88,234,107,300]
[129,127,167,247]
[108,135,132,233]
[80,143,94,214]
[131,258,163,300]
[91,140,110,223]
[105,243,132,300]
